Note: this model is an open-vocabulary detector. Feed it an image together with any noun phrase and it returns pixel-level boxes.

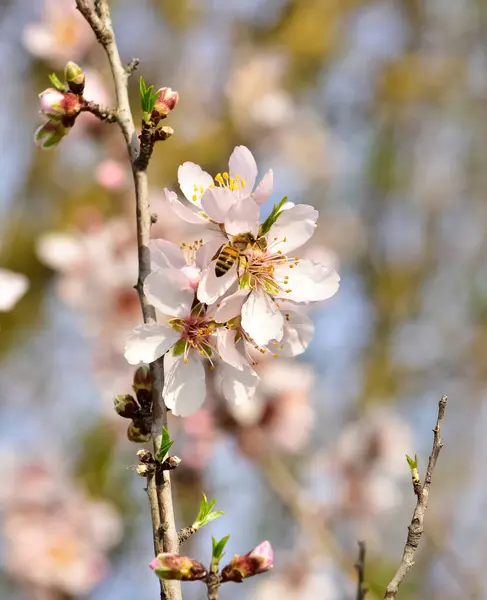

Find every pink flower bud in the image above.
[221,540,274,583]
[150,553,207,581]
[39,89,81,118]
[34,119,71,149]
[152,87,179,123]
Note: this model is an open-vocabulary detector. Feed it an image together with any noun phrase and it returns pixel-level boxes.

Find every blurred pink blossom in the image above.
[96,159,129,191]
[0,269,29,311]
[22,0,93,66]
[1,457,122,595]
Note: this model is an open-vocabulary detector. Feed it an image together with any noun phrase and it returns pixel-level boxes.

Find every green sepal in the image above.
[49,73,67,92]
[259,196,288,236]
[172,338,187,357]
[156,427,174,462]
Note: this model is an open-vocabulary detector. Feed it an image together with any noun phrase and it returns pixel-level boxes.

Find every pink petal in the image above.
[124,323,179,365]
[148,239,185,270]
[252,169,273,206]
[195,238,225,270]
[0,269,29,311]
[197,261,238,304]
[217,329,246,371]
[163,353,206,416]
[241,289,284,346]
[214,289,249,323]
[219,362,259,406]
[178,162,213,205]
[275,260,340,303]
[165,188,207,225]
[201,187,237,223]
[267,204,318,254]
[144,268,195,317]
[224,199,260,237]
[229,146,258,195]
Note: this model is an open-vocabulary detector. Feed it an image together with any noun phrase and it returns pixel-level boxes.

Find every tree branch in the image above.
[384,395,447,599]
[75,2,180,599]
[355,541,367,600]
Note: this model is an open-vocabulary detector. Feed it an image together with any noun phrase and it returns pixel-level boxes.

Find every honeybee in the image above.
[214,233,267,277]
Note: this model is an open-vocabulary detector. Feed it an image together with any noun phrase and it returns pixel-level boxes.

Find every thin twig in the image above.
[384,395,447,599]
[80,100,118,123]
[355,541,367,600]
[75,2,180,599]
[178,526,197,545]
[206,573,221,600]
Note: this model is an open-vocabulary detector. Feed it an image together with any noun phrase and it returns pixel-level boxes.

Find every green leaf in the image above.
[259,196,289,236]
[405,453,418,470]
[139,76,157,112]
[156,427,174,463]
[212,535,230,561]
[193,493,225,530]
[49,73,67,92]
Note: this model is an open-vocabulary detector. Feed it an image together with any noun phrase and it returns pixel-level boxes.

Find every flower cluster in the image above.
[125,146,340,416]
[35,62,86,148]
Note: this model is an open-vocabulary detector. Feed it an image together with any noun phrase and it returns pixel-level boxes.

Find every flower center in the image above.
[239,239,299,296]
[169,312,216,364]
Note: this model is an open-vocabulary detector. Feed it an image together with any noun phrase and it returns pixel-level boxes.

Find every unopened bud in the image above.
[113,394,140,419]
[149,554,207,581]
[136,463,154,476]
[39,89,81,118]
[154,126,174,142]
[165,455,182,469]
[34,120,71,149]
[133,365,151,392]
[136,448,153,463]
[151,87,179,123]
[221,541,274,583]
[127,420,151,443]
[65,62,85,95]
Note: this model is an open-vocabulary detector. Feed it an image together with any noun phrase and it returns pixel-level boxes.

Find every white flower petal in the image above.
[278,309,315,357]
[148,239,185,270]
[252,169,273,206]
[197,260,238,304]
[0,270,29,311]
[224,199,260,237]
[36,233,85,271]
[195,238,224,270]
[217,328,246,370]
[267,204,318,254]
[165,188,207,224]
[214,289,249,322]
[200,187,237,222]
[144,269,194,317]
[229,146,258,195]
[124,323,179,365]
[241,289,284,346]
[275,260,340,303]
[163,353,206,416]
[178,162,213,205]
[220,362,259,406]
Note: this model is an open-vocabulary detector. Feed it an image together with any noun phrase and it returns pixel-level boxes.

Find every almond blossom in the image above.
[198,202,340,346]
[164,145,273,228]
[124,263,256,416]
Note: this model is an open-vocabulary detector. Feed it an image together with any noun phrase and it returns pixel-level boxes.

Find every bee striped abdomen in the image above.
[215,245,239,277]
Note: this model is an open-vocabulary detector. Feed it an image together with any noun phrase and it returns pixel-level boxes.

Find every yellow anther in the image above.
[274,237,278,241]
[193,184,198,191]
[294,257,299,260]
[285,289,292,293]
[273,342,279,347]
[289,265,294,268]
[184,358,188,364]
[210,365,215,371]
[210,183,215,188]
[181,242,186,246]
[223,172,229,179]
[241,179,246,187]
[215,173,224,185]
[273,353,278,358]
[199,186,204,193]
[216,303,221,307]
[283,237,287,242]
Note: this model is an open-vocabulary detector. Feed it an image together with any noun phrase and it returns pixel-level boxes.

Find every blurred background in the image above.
[0,0,485,598]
